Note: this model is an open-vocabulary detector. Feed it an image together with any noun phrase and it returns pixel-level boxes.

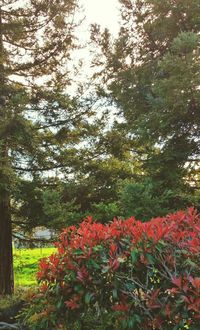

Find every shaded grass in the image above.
[14,247,55,287]
[0,287,24,309]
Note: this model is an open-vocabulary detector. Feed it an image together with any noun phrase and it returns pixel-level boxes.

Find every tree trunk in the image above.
[0,5,14,296]
[0,187,14,295]
[0,142,13,295]
[0,143,14,295]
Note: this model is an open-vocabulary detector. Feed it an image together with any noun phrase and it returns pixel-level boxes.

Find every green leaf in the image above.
[112,288,118,299]
[56,299,63,309]
[131,248,139,264]
[146,253,155,264]
[73,249,83,255]
[74,284,83,293]
[125,282,135,291]
[128,319,135,328]
[87,258,101,269]
[84,292,93,304]
[134,314,142,324]
[93,245,103,252]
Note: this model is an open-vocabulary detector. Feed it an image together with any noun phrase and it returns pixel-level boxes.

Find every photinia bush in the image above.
[22,208,200,329]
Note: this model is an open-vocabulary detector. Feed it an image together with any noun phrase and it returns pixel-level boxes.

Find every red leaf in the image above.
[172,277,182,288]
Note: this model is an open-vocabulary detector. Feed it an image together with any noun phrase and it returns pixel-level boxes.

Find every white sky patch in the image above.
[80,0,120,36]
[67,0,120,96]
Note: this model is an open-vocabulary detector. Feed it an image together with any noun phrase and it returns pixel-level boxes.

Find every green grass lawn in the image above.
[13,247,55,287]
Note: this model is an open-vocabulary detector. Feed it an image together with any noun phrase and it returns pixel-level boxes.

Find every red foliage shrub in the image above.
[24,208,200,329]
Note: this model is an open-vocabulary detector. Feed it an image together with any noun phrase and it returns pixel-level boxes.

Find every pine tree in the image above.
[91,0,200,213]
[0,0,88,295]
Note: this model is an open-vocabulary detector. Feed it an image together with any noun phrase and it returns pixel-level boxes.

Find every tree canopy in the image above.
[0,0,200,295]
[0,0,92,294]
[90,0,200,216]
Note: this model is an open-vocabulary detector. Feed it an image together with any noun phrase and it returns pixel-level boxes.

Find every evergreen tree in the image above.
[50,122,137,222]
[0,0,89,295]
[91,0,200,214]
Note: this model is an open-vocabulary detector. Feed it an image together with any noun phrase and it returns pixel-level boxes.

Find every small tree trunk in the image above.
[0,140,14,295]
[0,6,14,296]
[0,143,14,294]
[0,189,14,295]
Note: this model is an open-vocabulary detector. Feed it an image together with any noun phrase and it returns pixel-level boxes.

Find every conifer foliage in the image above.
[0,0,86,295]
[91,0,200,213]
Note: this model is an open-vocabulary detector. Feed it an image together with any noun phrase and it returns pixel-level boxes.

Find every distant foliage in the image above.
[119,180,170,220]
[22,209,200,329]
[119,179,198,221]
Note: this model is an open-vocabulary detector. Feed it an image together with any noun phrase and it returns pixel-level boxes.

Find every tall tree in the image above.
[0,0,89,295]
[64,124,139,219]
[91,0,200,213]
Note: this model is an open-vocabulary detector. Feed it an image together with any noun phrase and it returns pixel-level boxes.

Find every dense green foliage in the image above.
[119,180,170,220]
[0,0,86,225]
[1,0,199,232]
[0,0,95,294]
[90,0,200,219]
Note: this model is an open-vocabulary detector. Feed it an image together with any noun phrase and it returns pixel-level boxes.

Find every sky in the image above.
[80,0,120,36]
[67,0,121,95]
